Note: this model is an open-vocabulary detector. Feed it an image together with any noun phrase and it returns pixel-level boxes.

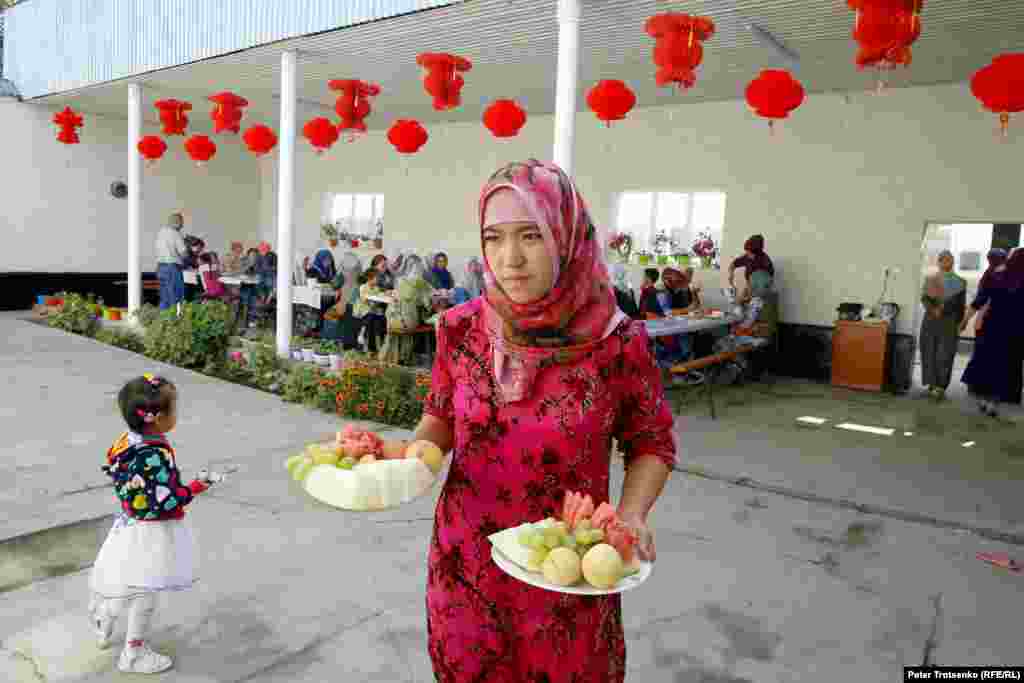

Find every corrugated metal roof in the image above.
[26,0,1024,127]
[3,0,463,98]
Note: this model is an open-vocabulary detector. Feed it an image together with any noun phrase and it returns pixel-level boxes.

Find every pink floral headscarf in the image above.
[478,159,626,403]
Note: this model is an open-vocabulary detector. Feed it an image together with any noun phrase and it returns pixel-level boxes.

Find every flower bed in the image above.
[44,297,429,429]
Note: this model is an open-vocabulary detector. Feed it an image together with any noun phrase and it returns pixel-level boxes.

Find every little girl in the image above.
[88,374,223,674]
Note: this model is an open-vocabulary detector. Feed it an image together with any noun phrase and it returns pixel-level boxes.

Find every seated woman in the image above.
[609,263,639,319]
[352,268,388,353]
[380,256,435,365]
[451,257,485,306]
[307,248,337,284]
[430,252,455,291]
[255,243,277,304]
[197,252,238,303]
[638,268,664,319]
[661,268,701,314]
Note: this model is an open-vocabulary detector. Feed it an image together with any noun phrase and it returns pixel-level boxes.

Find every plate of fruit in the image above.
[487,491,651,595]
[284,426,445,511]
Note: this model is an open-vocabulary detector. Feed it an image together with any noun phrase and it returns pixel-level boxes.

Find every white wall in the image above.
[0,99,261,273]
[256,81,1021,334]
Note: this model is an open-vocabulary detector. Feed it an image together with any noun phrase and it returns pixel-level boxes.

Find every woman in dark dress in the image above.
[960,249,1024,416]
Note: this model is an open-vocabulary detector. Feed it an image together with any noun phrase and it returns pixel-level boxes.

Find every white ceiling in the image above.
[36,0,1024,132]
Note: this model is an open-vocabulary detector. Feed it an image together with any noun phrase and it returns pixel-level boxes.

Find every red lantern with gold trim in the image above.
[184,134,217,167]
[483,99,527,138]
[154,99,192,136]
[207,92,248,134]
[242,124,278,156]
[644,13,715,91]
[586,80,636,127]
[745,69,805,134]
[328,79,381,138]
[971,54,1024,138]
[303,117,339,155]
[387,119,428,154]
[137,135,168,165]
[54,107,84,144]
[849,0,922,71]
[416,53,472,111]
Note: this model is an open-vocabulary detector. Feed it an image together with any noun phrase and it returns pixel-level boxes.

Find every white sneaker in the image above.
[88,602,115,650]
[118,644,173,674]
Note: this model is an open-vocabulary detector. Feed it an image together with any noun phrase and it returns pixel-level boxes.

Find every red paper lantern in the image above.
[207,92,249,134]
[971,54,1024,137]
[53,107,83,144]
[387,119,428,154]
[184,134,217,166]
[483,99,527,138]
[745,70,805,133]
[303,117,339,154]
[154,99,192,136]
[242,124,278,156]
[848,0,922,70]
[328,80,381,136]
[586,80,637,127]
[137,135,168,163]
[416,53,472,111]
[644,13,715,91]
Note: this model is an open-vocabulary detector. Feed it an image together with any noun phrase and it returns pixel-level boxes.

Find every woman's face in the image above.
[435,255,448,270]
[483,221,554,304]
[374,257,388,272]
[939,254,955,272]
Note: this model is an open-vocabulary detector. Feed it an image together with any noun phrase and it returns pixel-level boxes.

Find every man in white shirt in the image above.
[155,213,187,310]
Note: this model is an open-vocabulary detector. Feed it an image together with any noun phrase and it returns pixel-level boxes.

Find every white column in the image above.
[275,50,298,358]
[552,0,581,175]
[127,84,143,316]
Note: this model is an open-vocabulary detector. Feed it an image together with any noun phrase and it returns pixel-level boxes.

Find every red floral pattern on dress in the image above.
[423,299,676,682]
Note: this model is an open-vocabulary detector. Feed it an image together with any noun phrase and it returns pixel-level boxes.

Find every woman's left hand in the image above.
[618,513,656,562]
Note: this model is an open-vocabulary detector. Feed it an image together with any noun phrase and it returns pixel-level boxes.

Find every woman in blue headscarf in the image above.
[429,252,455,290]
[308,248,337,284]
[919,250,966,400]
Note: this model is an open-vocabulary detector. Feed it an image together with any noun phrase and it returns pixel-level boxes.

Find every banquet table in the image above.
[643,312,737,338]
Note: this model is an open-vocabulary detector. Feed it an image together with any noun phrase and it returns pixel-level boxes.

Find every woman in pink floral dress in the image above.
[385,160,676,682]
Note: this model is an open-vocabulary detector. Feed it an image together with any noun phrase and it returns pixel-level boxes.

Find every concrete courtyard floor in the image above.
[1,313,1022,681]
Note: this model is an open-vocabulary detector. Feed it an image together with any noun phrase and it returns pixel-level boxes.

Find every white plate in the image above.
[490,546,651,596]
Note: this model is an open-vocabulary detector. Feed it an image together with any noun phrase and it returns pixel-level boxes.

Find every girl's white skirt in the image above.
[89,513,199,601]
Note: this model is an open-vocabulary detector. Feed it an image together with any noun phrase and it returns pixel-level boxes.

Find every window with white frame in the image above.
[331,193,385,238]
[616,191,726,254]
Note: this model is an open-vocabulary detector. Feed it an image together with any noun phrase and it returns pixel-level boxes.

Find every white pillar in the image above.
[552,0,581,175]
[127,84,143,315]
[275,50,298,358]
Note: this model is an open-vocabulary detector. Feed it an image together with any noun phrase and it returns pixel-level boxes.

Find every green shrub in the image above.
[47,292,100,336]
[249,342,288,393]
[142,300,234,369]
[94,328,145,354]
[132,304,162,330]
[282,364,331,409]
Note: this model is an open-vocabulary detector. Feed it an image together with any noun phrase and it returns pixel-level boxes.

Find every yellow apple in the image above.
[581,544,624,589]
[406,440,444,474]
[542,547,583,586]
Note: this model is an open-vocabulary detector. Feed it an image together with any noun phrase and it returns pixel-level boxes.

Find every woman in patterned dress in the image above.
[383,160,676,682]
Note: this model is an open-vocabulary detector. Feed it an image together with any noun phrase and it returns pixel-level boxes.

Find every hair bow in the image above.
[135,408,157,423]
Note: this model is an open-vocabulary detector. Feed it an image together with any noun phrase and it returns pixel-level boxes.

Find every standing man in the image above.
[155,212,187,310]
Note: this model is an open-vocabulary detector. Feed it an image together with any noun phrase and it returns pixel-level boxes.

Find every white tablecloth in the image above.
[219,274,260,286]
[292,285,336,308]
[643,314,736,338]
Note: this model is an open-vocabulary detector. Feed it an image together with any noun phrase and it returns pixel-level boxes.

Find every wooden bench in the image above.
[669,341,765,419]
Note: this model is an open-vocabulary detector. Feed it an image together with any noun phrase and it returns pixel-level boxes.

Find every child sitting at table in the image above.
[352,268,388,354]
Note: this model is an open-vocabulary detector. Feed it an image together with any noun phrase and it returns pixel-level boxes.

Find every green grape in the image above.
[552,521,569,535]
[337,456,356,470]
[528,534,547,550]
[527,548,548,572]
[518,529,535,548]
[588,529,605,544]
[561,534,578,550]
[542,529,562,550]
[575,518,593,533]
[573,529,590,545]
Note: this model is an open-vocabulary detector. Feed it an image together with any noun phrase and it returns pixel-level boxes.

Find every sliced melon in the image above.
[302,458,436,511]
[487,519,557,572]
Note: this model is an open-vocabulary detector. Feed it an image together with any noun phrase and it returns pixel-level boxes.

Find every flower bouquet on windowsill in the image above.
[692,231,719,269]
[608,232,633,263]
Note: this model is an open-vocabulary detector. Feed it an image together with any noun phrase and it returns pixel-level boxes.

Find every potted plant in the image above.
[636,250,653,266]
[321,223,339,248]
[692,230,719,269]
